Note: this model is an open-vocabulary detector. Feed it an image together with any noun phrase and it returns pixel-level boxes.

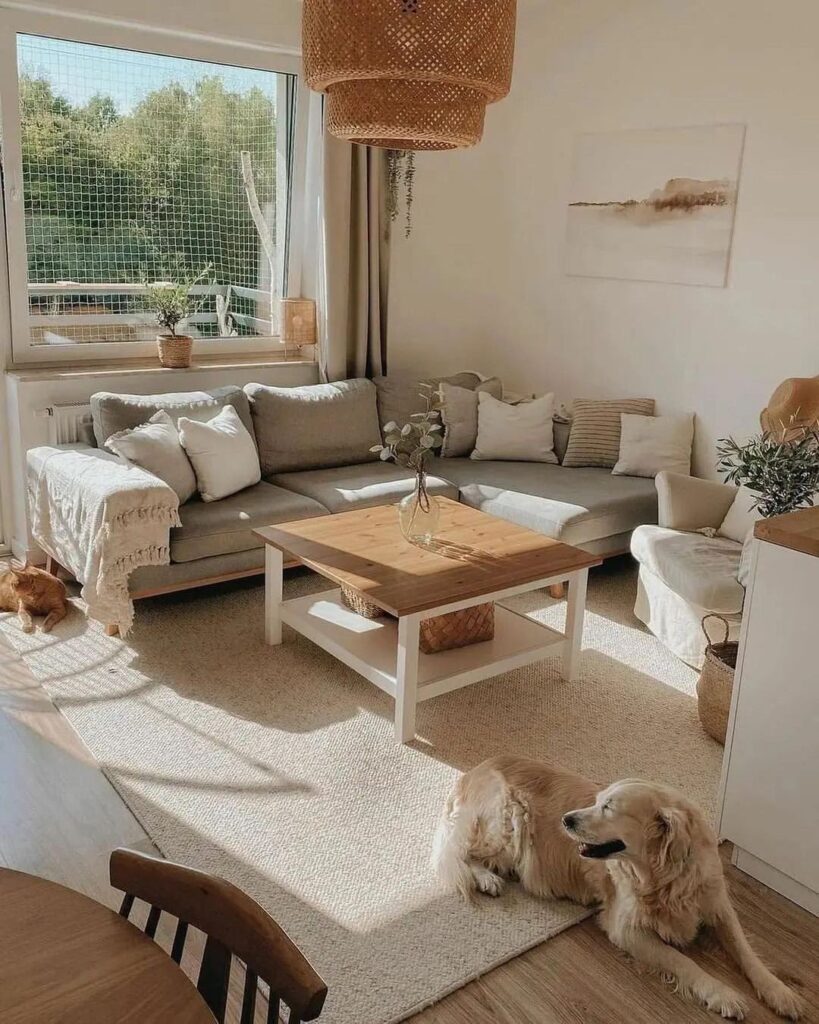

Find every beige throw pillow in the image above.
[439,378,503,457]
[105,409,196,504]
[718,485,762,544]
[562,398,655,468]
[612,413,694,478]
[178,405,261,502]
[471,392,558,463]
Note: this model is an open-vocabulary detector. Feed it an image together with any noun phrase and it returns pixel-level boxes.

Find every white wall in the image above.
[389,0,819,476]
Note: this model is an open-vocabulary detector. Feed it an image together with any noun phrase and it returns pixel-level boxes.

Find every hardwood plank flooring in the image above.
[1,630,817,1024]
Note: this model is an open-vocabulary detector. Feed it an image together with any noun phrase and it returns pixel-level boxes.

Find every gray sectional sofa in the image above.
[42,373,660,597]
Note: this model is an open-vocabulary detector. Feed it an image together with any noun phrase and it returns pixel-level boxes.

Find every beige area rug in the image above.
[0,560,723,1024]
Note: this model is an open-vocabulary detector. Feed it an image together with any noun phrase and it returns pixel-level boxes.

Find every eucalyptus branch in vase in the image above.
[370,383,443,541]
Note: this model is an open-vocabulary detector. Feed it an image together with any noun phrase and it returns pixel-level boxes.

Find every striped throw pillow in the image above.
[562,398,655,468]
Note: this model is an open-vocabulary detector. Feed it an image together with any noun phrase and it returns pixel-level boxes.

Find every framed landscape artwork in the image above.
[565,124,746,287]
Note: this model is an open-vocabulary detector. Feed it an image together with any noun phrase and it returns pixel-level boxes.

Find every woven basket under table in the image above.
[340,585,495,654]
[696,614,738,745]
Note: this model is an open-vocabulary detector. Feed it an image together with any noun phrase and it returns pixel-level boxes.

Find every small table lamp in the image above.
[280,298,317,351]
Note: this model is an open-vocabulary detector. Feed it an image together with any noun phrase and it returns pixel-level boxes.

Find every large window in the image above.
[0,16,306,362]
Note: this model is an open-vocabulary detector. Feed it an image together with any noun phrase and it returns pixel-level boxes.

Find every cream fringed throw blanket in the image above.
[27,446,181,635]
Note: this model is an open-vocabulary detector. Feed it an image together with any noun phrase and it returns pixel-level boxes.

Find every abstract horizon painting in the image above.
[565,124,745,287]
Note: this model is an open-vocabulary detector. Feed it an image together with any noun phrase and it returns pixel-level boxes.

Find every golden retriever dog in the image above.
[432,755,802,1021]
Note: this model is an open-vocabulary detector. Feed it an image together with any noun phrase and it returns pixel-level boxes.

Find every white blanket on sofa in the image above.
[27,445,181,635]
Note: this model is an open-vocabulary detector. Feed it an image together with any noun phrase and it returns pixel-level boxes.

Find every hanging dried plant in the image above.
[386,149,415,239]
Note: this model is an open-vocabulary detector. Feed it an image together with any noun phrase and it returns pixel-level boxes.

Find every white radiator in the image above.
[40,403,94,445]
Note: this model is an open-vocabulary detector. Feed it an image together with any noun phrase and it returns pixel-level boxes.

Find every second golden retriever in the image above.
[432,755,802,1020]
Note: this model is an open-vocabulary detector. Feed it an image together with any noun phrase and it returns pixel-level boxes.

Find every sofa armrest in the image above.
[656,471,737,531]
[27,443,180,634]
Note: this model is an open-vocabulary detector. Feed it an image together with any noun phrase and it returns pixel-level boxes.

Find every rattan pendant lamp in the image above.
[302,0,517,150]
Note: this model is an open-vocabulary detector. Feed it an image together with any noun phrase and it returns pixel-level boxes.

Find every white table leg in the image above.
[562,568,588,681]
[265,546,284,645]
[395,615,421,743]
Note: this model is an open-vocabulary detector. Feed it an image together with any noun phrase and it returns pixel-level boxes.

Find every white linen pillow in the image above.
[105,409,196,504]
[178,404,261,502]
[471,392,558,463]
[718,485,762,543]
[612,413,694,478]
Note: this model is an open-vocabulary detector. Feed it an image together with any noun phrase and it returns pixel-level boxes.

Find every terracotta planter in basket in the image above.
[340,586,495,654]
[696,615,738,745]
[157,334,193,368]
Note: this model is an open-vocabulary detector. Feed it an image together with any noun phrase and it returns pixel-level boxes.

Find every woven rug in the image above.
[0,560,722,1024]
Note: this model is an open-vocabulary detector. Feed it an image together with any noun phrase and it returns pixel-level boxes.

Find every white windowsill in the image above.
[6,348,318,383]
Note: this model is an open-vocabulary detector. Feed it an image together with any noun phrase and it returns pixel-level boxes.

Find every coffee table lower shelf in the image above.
[275,587,579,741]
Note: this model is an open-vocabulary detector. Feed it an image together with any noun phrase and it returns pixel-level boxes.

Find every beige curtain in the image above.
[320,126,390,382]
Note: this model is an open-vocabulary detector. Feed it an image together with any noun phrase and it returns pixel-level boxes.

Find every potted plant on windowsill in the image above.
[144,267,211,368]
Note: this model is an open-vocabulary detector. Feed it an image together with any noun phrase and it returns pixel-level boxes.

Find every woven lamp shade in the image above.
[302,0,517,151]
[280,298,317,346]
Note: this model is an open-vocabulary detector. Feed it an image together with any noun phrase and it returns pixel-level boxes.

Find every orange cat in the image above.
[0,563,68,633]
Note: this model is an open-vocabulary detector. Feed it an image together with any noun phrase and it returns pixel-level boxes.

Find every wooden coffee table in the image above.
[255,498,601,743]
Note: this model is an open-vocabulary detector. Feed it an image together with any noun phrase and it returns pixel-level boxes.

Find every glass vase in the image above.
[398,473,440,545]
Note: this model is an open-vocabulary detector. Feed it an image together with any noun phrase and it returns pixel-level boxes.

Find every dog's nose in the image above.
[562,813,577,831]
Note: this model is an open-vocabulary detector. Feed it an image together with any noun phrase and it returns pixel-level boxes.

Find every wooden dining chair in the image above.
[110,848,328,1024]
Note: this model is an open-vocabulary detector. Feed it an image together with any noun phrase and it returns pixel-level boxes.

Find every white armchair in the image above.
[630,472,744,667]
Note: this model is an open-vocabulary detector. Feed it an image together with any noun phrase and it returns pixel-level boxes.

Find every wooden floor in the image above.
[1,628,817,1024]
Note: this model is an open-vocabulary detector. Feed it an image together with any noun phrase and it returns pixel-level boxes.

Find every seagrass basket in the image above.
[340,586,495,654]
[302,0,517,150]
[419,602,494,654]
[696,615,738,745]
[340,586,386,619]
[157,334,193,369]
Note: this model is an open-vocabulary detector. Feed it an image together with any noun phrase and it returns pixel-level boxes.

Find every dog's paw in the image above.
[758,978,804,1020]
[473,867,504,897]
[704,985,748,1020]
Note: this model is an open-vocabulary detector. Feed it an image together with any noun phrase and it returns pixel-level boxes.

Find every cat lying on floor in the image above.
[0,563,68,633]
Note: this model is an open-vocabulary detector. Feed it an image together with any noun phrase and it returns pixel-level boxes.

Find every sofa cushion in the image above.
[631,524,744,614]
[553,418,572,464]
[178,405,261,503]
[170,481,326,563]
[472,392,558,463]
[246,379,381,476]
[269,464,458,515]
[91,385,255,448]
[434,459,658,546]
[373,371,489,436]
[439,378,504,457]
[562,398,655,468]
[104,410,197,504]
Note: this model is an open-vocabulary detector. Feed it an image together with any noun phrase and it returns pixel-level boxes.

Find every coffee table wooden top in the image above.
[0,868,215,1024]
[255,497,601,617]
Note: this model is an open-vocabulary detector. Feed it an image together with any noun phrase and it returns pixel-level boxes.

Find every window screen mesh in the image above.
[17,34,288,345]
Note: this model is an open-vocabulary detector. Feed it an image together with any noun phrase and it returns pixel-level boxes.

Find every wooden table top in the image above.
[255,497,601,617]
[0,869,215,1024]
[755,505,819,558]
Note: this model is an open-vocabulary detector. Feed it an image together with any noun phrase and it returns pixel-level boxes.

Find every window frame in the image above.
[0,9,309,366]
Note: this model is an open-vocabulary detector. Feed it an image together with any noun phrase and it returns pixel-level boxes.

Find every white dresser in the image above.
[718,507,819,916]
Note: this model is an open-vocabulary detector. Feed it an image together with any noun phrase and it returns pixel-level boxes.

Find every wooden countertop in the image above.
[754,505,819,558]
